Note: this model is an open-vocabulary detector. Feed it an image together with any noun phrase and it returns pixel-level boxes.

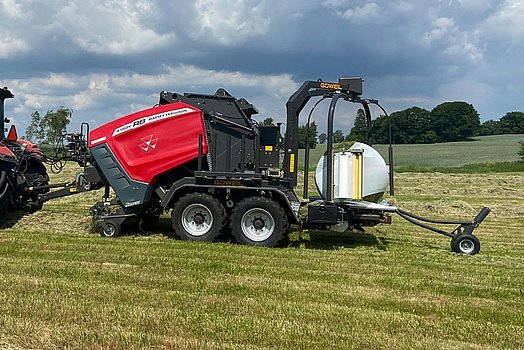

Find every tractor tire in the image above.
[172,193,226,242]
[99,220,121,238]
[451,233,480,255]
[0,170,13,217]
[230,197,288,247]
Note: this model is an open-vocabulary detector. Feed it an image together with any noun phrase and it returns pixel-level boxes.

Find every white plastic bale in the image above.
[315,142,388,202]
[335,152,352,199]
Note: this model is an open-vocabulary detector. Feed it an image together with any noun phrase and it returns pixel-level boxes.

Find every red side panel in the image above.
[17,139,43,155]
[0,144,15,158]
[89,102,208,184]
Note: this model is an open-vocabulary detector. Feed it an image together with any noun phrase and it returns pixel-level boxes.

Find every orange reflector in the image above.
[7,125,18,141]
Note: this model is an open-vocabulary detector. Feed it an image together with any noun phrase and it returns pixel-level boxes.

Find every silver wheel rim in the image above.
[241,208,275,242]
[104,224,116,237]
[181,203,213,236]
[459,238,475,254]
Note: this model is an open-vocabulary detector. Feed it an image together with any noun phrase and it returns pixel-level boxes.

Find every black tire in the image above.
[172,193,226,242]
[99,220,121,238]
[230,197,288,247]
[451,233,480,255]
[0,170,13,217]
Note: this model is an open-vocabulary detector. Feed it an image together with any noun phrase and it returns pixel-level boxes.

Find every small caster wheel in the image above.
[99,220,121,238]
[451,233,480,255]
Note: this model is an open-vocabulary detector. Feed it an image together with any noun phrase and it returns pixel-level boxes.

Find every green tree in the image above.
[371,114,389,144]
[333,129,345,143]
[370,107,434,144]
[41,107,72,144]
[499,112,524,134]
[418,130,439,144]
[389,107,433,144]
[347,109,368,142]
[25,111,45,143]
[478,119,501,136]
[26,107,72,144]
[298,121,318,149]
[318,133,327,144]
[431,102,480,142]
[261,117,275,126]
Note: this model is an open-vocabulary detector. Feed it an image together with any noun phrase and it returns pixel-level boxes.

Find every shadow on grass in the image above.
[0,210,27,229]
[128,217,389,251]
[288,229,390,251]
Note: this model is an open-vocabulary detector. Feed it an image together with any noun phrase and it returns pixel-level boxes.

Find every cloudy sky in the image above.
[1,0,523,134]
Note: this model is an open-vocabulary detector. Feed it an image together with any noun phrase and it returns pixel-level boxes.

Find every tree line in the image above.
[292,102,524,148]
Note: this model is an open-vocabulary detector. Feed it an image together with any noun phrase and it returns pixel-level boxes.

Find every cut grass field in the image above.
[1,164,523,349]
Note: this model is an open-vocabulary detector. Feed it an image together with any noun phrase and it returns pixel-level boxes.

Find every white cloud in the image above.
[444,41,483,62]
[53,1,175,55]
[482,0,524,42]
[0,0,23,18]
[422,16,483,62]
[0,29,28,58]
[340,2,380,21]
[5,65,299,131]
[423,17,454,43]
[0,0,176,56]
[192,0,271,45]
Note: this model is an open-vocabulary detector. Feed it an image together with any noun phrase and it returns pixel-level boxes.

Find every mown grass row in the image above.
[0,172,523,349]
[395,161,524,173]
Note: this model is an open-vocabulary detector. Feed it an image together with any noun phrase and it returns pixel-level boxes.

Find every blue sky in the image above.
[1,0,523,135]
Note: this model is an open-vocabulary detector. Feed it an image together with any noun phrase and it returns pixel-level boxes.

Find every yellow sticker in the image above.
[265,145,273,152]
[290,153,295,173]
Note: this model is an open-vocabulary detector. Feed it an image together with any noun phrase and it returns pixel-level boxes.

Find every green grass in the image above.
[1,170,524,349]
[299,134,524,171]
[395,161,524,173]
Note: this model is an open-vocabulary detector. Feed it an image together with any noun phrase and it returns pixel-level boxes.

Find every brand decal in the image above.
[319,82,342,90]
[139,134,158,152]
[113,107,195,136]
[213,180,243,187]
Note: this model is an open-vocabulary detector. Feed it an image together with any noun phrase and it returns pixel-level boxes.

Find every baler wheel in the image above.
[230,197,288,247]
[99,220,121,238]
[172,193,226,242]
[451,233,480,255]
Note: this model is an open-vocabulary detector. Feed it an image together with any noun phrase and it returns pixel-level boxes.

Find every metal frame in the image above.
[396,207,491,238]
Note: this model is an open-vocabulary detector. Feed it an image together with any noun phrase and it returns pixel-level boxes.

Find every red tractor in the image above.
[0,87,49,216]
